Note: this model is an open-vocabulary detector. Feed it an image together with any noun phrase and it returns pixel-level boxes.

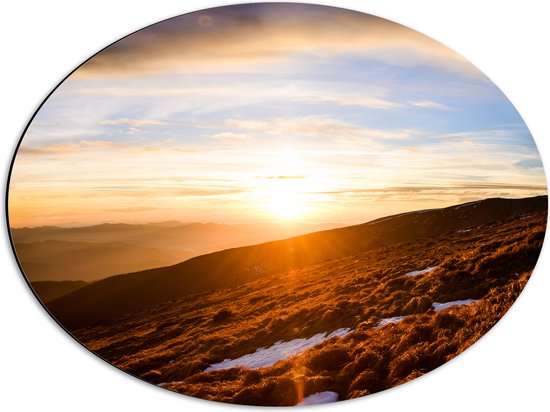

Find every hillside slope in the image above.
[73,208,546,405]
[47,196,547,330]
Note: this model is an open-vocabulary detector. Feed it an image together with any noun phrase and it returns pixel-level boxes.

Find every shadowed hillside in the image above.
[30,281,87,303]
[46,196,546,330]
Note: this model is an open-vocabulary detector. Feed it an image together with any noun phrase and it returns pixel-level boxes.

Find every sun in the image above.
[267,185,309,220]
[258,147,311,221]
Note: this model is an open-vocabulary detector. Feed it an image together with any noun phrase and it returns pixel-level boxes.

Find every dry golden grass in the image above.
[73,211,545,406]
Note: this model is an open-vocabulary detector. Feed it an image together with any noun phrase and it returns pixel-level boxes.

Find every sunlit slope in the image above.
[47,196,546,330]
[74,209,546,405]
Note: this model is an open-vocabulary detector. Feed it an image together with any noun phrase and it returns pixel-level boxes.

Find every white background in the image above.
[1,1,549,410]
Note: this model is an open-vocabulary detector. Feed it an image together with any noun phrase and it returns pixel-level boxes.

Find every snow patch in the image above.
[297,391,339,406]
[432,299,479,312]
[157,381,177,387]
[375,299,480,328]
[375,315,409,328]
[205,328,352,371]
[405,266,438,276]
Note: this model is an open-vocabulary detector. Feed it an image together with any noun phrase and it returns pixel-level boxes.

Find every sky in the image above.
[8,3,546,228]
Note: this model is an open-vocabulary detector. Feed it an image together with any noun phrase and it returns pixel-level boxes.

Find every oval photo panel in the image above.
[7,3,547,407]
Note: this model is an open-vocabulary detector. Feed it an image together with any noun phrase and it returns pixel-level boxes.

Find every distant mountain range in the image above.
[13,240,193,282]
[42,196,547,331]
[11,221,341,282]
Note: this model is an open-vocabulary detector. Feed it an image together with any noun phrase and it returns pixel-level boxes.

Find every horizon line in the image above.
[9,194,547,230]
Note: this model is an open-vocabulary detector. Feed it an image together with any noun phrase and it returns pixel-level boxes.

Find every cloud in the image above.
[307,184,547,204]
[304,93,403,109]
[75,3,474,78]
[18,140,118,156]
[101,118,167,127]
[435,129,527,142]
[102,207,158,213]
[211,131,249,141]
[515,158,544,170]
[61,183,247,199]
[306,96,454,111]
[18,146,66,156]
[224,119,268,132]
[80,140,118,148]
[258,175,306,180]
[409,100,453,110]
[70,83,431,116]
[223,117,416,142]
[319,184,548,195]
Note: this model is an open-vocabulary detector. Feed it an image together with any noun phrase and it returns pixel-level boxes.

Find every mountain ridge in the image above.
[45,196,547,330]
